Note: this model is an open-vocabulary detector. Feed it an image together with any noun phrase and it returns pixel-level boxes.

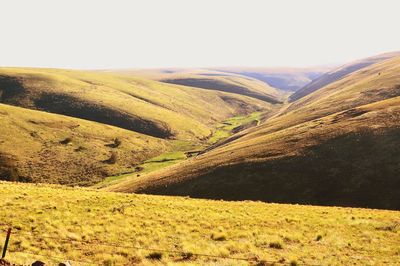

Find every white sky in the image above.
[1,0,400,69]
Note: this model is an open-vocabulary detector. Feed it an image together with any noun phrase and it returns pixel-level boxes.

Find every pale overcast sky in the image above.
[1,0,399,69]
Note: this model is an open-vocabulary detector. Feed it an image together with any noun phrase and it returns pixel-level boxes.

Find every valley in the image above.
[1,1,399,265]
[104,53,400,210]
[1,52,400,210]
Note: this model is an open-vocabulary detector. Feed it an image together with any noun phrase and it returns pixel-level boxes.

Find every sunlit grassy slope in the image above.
[1,182,399,265]
[0,103,168,185]
[108,56,400,209]
[289,51,400,101]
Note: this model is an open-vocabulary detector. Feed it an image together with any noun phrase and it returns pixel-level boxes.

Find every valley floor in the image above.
[0,182,399,265]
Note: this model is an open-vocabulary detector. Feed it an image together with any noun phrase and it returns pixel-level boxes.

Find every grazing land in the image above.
[0,182,399,265]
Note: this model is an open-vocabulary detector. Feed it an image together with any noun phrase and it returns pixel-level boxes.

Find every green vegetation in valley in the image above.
[94,151,187,188]
[95,112,265,189]
[208,112,262,144]
[1,182,399,265]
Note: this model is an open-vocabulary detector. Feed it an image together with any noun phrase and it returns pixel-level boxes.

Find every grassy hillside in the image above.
[289,51,400,101]
[0,182,399,265]
[0,68,274,141]
[108,56,400,209]
[0,103,169,185]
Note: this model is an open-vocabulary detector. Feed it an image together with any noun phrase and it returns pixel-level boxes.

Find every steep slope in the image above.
[108,56,400,209]
[0,68,274,141]
[289,51,400,101]
[0,103,167,185]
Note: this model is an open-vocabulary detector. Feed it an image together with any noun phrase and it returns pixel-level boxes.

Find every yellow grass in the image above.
[0,181,399,265]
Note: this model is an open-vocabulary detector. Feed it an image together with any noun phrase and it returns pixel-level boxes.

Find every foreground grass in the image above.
[0,182,399,265]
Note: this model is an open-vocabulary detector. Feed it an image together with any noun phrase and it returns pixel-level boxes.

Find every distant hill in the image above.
[289,51,400,101]
[117,67,330,93]
[111,68,286,103]
[212,67,331,92]
[108,55,400,209]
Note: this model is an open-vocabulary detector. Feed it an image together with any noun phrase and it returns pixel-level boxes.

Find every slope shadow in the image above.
[141,128,400,210]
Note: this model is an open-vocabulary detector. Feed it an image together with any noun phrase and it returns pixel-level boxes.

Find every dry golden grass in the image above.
[1,181,399,265]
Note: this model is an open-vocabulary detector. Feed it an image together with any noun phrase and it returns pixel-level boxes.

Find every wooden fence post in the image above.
[1,228,11,258]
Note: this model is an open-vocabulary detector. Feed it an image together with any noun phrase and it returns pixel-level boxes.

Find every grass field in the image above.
[0,182,399,265]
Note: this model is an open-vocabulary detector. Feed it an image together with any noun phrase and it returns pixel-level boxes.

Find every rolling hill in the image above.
[0,103,168,185]
[107,55,400,210]
[0,68,281,185]
[289,51,400,102]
